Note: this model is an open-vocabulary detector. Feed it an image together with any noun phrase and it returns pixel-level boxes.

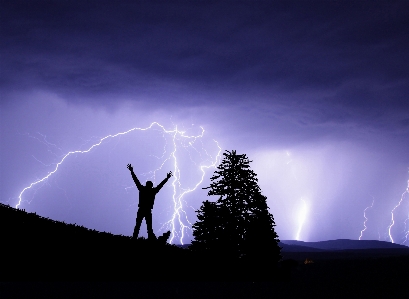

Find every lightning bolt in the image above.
[140,125,222,244]
[403,215,409,245]
[387,179,409,243]
[295,197,308,241]
[24,132,65,158]
[165,136,222,244]
[404,176,409,244]
[359,198,374,240]
[286,151,308,241]
[15,122,221,244]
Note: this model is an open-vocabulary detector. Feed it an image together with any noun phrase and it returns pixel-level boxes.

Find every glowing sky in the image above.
[1,1,409,244]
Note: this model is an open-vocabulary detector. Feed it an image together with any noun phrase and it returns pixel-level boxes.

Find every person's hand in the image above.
[127,164,133,172]
[167,171,173,179]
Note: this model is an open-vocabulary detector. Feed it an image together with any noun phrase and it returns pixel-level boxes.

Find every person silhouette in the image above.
[127,164,172,239]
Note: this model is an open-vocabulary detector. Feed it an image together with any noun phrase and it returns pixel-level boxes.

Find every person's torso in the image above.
[138,187,157,209]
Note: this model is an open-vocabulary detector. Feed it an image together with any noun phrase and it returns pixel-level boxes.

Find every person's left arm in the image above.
[155,171,172,192]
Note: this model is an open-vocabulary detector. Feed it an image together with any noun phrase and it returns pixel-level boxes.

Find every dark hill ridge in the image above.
[3,202,409,281]
[178,239,409,262]
[278,239,409,262]
[0,202,189,280]
[179,239,409,252]
[0,203,280,281]
[280,239,409,250]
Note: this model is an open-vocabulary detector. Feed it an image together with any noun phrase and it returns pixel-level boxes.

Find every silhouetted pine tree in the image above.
[191,150,281,262]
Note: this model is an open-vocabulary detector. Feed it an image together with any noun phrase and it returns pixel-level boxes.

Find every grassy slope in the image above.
[0,203,278,281]
[2,202,408,296]
[0,203,188,280]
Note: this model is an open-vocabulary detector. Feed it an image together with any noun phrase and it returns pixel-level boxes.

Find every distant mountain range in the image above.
[177,239,409,261]
[178,239,409,251]
[279,239,409,251]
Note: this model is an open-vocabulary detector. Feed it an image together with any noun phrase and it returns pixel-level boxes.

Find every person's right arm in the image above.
[127,164,142,190]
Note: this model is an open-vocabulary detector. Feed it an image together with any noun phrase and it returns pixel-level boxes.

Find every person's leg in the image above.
[145,210,156,239]
[133,209,144,238]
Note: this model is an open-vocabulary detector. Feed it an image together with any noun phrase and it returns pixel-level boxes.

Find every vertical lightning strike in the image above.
[359,198,374,240]
[140,125,221,244]
[387,179,409,243]
[167,139,221,244]
[16,122,221,244]
[295,197,308,241]
[403,215,409,245]
[404,179,409,244]
[286,150,308,241]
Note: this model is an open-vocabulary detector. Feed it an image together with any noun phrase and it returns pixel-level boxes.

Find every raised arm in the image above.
[127,164,143,190]
[155,171,173,193]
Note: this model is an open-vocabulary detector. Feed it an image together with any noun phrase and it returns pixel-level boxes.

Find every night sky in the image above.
[1,1,409,245]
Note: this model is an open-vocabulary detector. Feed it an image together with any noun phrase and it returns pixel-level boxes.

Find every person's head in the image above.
[146,181,153,188]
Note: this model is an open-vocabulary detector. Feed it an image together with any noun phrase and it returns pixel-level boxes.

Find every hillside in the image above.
[0,203,189,280]
[2,203,409,297]
[0,203,279,281]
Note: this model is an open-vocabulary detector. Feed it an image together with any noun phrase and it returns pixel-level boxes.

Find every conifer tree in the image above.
[191,150,281,262]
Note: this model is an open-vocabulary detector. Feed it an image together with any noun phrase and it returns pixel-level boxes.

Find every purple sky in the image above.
[1,1,409,244]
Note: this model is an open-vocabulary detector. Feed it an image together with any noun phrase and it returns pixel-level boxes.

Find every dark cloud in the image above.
[2,0,408,148]
[2,1,408,117]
